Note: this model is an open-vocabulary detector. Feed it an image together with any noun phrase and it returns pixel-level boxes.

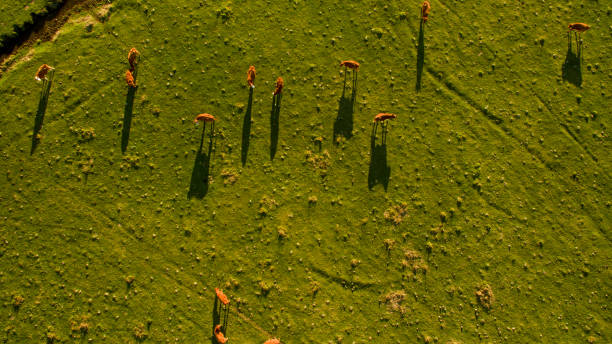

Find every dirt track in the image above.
[0,0,101,75]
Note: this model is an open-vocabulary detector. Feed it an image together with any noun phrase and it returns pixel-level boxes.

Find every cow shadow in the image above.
[30,74,53,154]
[562,32,582,87]
[188,123,215,199]
[333,69,357,143]
[416,20,425,92]
[121,86,137,153]
[270,93,281,160]
[368,123,391,191]
[211,296,220,344]
[241,87,253,165]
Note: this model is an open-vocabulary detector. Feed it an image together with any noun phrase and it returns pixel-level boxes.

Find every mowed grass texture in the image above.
[0,0,610,343]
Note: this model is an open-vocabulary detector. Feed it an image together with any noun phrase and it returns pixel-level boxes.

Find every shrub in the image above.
[475,284,494,310]
[305,150,331,176]
[216,4,233,22]
[382,290,406,313]
[440,211,448,223]
[258,196,278,216]
[371,27,384,38]
[69,127,96,142]
[78,158,94,175]
[78,322,89,333]
[412,261,429,274]
[46,327,60,343]
[383,239,395,252]
[133,323,148,340]
[310,281,320,296]
[425,241,433,253]
[12,295,24,309]
[384,203,409,225]
[70,315,90,338]
[120,155,141,170]
[221,169,239,185]
[404,249,421,261]
[258,280,272,295]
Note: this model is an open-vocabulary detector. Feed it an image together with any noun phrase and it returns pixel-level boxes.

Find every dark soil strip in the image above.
[0,0,99,75]
[0,1,66,55]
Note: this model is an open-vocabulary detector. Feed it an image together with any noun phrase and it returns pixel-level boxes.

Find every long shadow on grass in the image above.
[188,124,215,199]
[241,87,253,165]
[270,93,282,160]
[368,123,390,191]
[30,76,53,154]
[333,69,356,143]
[562,32,582,87]
[416,20,425,92]
[121,86,137,153]
[211,296,220,344]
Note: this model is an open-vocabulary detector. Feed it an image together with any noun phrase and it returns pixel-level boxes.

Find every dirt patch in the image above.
[0,0,107,76]
[97,3,112,19]
[21,49,36,64]
[51,14,95,41]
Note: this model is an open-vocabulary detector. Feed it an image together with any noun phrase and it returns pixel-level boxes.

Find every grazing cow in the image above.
[273,77,284,95]
[340,60,359,94]
[374,113,397,123]
[128,48,140,71]
[214,325,228,343]
[340,60,360,71]
[215,288,230,305]
[263,339,281,344]
[35,64,53,81]
[421,1,431,22]
[372,113,396,142]
[194,113,216,124]
[125,70,136,88]
[568,23,590,33]
[247,66,256,88]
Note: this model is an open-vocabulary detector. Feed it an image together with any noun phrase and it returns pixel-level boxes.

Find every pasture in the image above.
[0,0,610,342]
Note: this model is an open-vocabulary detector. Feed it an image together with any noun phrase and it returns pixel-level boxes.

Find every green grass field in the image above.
[0,0,610,342]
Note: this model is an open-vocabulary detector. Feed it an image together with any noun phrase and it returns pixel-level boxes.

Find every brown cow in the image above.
[568,23,590,33]
[247,65,256,88]
[214,325,228,343]
[263,339,281,344]
[340,60,360,71]
[194,113,216,124]
[215,288,229,305]
[273,77,284,95]
[421,1,431,22]
[374,113,397,123]
[128,48,140,71]
[125,70,136,88]
[35,64,53,81]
